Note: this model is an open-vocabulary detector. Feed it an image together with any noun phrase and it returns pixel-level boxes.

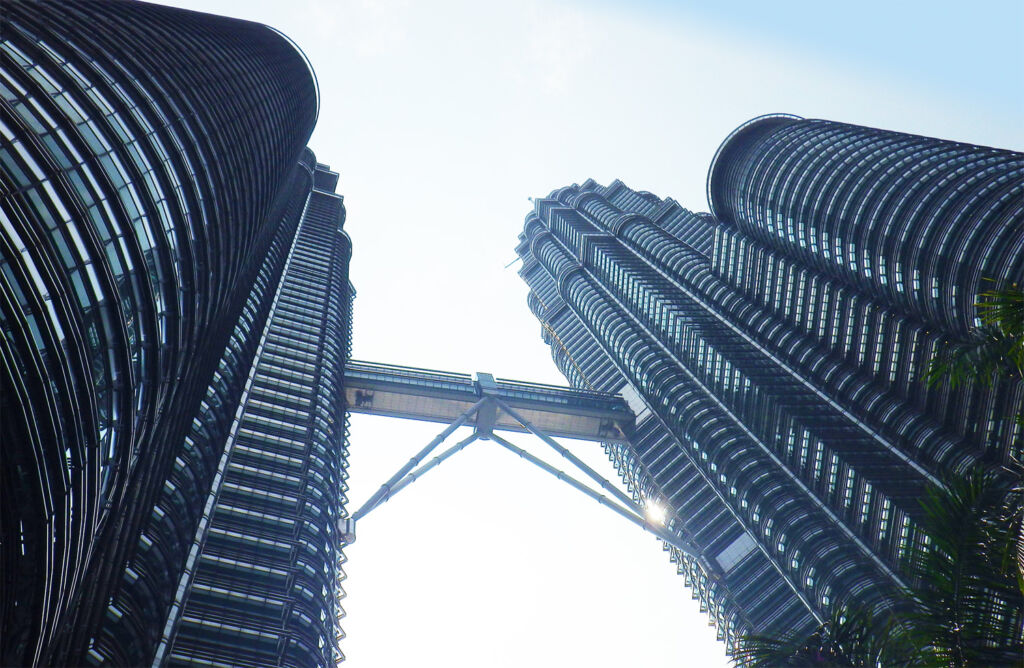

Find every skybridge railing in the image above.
[344,360,633,443]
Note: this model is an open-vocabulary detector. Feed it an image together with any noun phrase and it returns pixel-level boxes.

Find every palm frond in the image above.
[902,468,1024,665]
[734,466,1024,668]
[733,606,914,667]
[733,633,799,667]
[990,458,1024,598]
[977,283,1024,337]
[924,326,1023,388]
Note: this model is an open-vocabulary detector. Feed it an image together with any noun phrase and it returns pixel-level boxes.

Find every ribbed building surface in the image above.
[707,116,1024,463]
[708,115,1024,336]
[158,163,352,667]
[87,156,317,665]
[85,156,353,667]
[515,118,1023,651]
[0,3,355,665]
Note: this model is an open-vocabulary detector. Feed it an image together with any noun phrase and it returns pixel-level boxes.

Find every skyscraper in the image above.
[1,3,351,665]
[150,157,351,667]
[515,116,1023,649]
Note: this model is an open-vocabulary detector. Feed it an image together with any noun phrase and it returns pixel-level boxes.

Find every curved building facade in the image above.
[707,115,1024,335]
[707,116,1024,464]
[156,162,352,667]
[518,182,902,649]
[518,158,1022,652]
[0,2,322,664]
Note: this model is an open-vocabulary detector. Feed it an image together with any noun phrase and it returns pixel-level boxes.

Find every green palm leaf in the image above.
[901,469,1023,666]
[924,326,1023,388]
[977,284,1024,338]
[733,607,916,667]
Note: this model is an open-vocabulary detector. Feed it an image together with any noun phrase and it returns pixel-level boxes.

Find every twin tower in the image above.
[517,118,1022,646]
[2,2,1021,665]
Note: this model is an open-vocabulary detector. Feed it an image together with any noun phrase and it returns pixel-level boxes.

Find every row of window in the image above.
[526,188,913,630]
[715,117,1023,334]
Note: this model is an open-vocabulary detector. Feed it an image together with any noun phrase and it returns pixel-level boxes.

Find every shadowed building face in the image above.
[707,115,1024,335]
[515,118,1023,652]
[0,2,320,664]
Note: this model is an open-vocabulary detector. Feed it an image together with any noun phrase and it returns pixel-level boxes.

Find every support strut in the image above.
[488,433,695,557]
[350,398,485,523]
[345,396,696,558]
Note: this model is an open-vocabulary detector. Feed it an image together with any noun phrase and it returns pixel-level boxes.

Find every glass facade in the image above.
[158,163,352,667]
[0,4,349,665]
[707,116,1024,464]
[6,3,1021,662]
[516,119,1022,652]
[708,115,1024,337]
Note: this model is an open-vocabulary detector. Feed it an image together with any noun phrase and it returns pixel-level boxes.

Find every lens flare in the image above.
[644,500,667,526]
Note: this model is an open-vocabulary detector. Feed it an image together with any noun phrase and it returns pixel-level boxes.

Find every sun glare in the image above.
[644,500,667,526]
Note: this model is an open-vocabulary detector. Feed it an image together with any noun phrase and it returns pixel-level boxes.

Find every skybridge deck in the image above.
[344,360,634,442]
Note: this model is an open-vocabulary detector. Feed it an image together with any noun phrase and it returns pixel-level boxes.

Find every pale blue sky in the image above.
[155,1,1022,665]
[628,0,1024,120]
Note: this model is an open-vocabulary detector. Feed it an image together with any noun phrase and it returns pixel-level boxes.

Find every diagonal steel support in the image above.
[345,394,697,558]
[368,433,480,515]
[487,433,643,526]
[350,398,486,523]
[488,432,697,558]
[493,398,641,513]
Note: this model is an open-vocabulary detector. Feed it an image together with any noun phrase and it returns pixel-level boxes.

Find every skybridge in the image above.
[344,360,633,443]
[342,361,699,560]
